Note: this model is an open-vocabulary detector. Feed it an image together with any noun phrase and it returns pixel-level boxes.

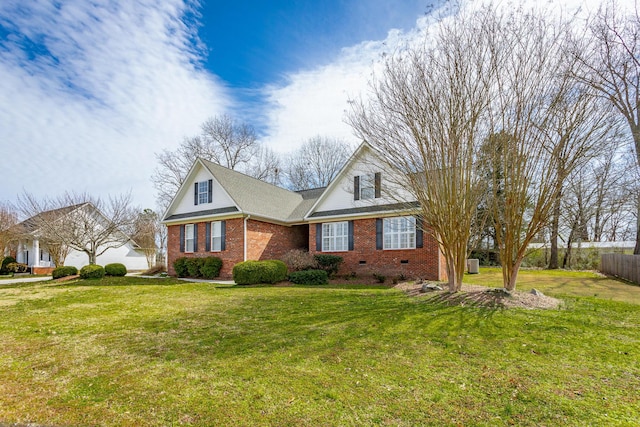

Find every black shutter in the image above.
[354,176,360,201]
[205,222,211,251]
[348,221,354,251]
[415,216,424,248]
[376,219,383,250]
[374,172,381,198]
[316,223,322,251]
[208,179,213,203]
[193,223,198,252]
[194,182,199,205]
[179,225,185,252]
[221,220,226,251]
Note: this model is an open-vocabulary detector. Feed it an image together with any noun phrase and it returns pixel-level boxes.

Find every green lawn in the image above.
[0,273,638,426]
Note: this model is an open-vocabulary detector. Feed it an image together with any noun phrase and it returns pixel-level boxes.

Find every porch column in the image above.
[16,241,23,264]
[33,239,40,267]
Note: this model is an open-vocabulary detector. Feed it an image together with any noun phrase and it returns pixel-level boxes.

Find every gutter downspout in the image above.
[244,214,251,261]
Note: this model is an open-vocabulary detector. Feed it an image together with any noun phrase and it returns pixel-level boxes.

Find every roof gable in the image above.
[163,159,324,224]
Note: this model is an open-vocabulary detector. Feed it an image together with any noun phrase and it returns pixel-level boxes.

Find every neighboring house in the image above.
[10,204,148,274]
[162,142,446,280]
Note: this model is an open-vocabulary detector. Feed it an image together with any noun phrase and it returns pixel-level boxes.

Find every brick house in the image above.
[162,142,446,280]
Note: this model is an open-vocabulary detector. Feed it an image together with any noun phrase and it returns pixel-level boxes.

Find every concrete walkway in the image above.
[0,276,52,285]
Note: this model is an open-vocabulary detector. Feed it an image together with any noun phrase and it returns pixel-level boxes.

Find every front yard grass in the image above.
[0,273,638,426]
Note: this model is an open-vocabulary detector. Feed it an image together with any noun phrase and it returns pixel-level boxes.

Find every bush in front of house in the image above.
[232,260,288,285]
[0,256,17,274]
[281,249,318,272]
[173,257,189,277]
[314,254,343,277]
[186,258,205,278]
[6,262,28,273]
[105,263,127,277]
[200,256,223,279]
[80,264,105,279]
[52,266,78,279]
[289,269,328,285]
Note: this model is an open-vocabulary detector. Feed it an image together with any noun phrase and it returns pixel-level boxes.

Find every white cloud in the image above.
[0,0,230,210]
[259,0,612,154]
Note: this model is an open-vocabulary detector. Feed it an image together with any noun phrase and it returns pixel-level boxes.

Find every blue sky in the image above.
[0,0,598,211]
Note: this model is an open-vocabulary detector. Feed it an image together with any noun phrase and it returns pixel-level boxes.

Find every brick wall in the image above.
[309,218,445,281]
[167,218,308,279]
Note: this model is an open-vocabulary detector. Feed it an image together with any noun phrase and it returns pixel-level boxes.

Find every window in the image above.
[194,179,213,205]
[383,216,416,250]
[354,172,381,200]
[322,221,349,252]
[211,221,222,251]
[185,224,195,252]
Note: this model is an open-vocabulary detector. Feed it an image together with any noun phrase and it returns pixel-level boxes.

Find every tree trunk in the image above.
[635,194,640,255]
[548,195,561,269]
[503,259,522,291]
[89,252,97,265]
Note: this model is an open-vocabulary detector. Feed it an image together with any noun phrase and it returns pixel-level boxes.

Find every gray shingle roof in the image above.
[199,159,323,223]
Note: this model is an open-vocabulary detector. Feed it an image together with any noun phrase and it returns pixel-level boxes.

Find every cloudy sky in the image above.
[0,0,604,211]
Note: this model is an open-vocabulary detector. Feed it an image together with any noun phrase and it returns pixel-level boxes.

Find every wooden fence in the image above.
[600,254,640,285]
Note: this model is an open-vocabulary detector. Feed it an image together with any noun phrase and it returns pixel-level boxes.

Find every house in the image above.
[162,142,446,281]
[10,203,148,274]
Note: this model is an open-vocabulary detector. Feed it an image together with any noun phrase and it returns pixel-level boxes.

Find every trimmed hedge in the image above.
[105,263,127,277]
[80,264,105,279]
[314,254,343,277]
[173,257,189,277]
[186,258,205,278]
[201,257,223,279]
[289,269,328,285]
[173,256,223,279]
[52,266,78,279]
[232,260,288,285]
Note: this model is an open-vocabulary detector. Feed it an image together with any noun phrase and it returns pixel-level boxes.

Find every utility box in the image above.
[467,259,480,274]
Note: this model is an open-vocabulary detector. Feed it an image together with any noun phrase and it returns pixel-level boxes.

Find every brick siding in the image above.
[309,218,445,281]
[167,218,307,279]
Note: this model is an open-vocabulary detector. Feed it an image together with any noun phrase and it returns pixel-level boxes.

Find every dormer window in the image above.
[194,179,213,205]
[354,172,381,201]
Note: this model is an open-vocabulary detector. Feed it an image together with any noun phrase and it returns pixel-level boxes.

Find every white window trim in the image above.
[185,224,195,253]
[322,221,349,252]
[360,173,375,200]
[383,216,416,250]
[211,221,222,252]
[198,181,209,205]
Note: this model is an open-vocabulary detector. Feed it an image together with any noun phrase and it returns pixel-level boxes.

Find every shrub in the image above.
[173,257,189,277]
[52,266,78,279]
[373,273,386,283]
[289,269,328,285]
[201,256,223,279]
[0,256,16,274]
[186,258,205,278]
[80,264,105,279]
[6,262,28,273]
[232,260,288,285]
[314,254,343,277]
[105,263,127,277]
[281,249,317,272]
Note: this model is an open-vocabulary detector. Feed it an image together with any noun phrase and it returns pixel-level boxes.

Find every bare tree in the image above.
[0,202,18,266]
[348,7,494,292]
[17,192,136,265]
[484,10,614,290]
[575,0,640,253]
[152,115,276,210]
[285,136,352,191]
[131,209,157,268]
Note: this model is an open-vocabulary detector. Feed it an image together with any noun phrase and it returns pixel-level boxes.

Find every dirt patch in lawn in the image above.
[395,282,562,310]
